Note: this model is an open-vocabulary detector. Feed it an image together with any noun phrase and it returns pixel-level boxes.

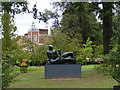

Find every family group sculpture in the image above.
[47,45,76,64]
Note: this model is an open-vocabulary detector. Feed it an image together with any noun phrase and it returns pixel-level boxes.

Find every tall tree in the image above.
[47,2,120,54]
[60,2,102,45]
[1,1,28,88]
[1,10,17,88]
[102,2,113,54]
[1,2,28,16]
[1,11,16,52]
[90,2,120,54]
[1,2,28,53]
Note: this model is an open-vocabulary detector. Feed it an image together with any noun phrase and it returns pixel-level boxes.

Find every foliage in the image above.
[22,38,34,50]
[51,2,102,45]
[1,2,28,17]
[112,14,120,42]
[2,52,18,88]
[1,2,29,88]
[97,26,120,86]
[93,45,103,60]
[1,11,17,52]
[47,28,80,54]
[30,45,47,66]
[33,2,120,55]
[76,37,93,64]
[21,37,47,66]
[33,2,102,45]
[1,11,18,88]
[96,5,120,86]
[60,2,102,45]
[98,45,120,86]
[12,49,30,66]
[90,2,120,54]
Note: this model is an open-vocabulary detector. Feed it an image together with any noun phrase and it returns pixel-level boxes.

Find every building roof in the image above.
[39,29,48,31]
[28,22,38,32]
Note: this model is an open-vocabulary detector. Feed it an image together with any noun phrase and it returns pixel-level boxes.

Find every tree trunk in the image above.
[103,2,113,55]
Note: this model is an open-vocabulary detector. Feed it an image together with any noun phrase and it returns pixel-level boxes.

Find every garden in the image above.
[1,1,120,89]
[9,65,117,88]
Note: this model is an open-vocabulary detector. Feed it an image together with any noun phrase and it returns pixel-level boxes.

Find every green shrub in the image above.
[2,60,18,88]
[97,44,120,86]
[76,37,93,64]
[2,51,19,88]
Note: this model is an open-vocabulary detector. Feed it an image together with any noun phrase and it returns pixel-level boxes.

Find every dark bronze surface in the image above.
[47,45,76,64]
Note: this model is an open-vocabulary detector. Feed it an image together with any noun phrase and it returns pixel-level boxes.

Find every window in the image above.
[33,35,37,41]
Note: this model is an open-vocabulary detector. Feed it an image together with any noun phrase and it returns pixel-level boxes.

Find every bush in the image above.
[2,51,19,88]
[2,60,18,88]
[97,44,120,86]
[76,37,93,64]
[30,45,47,66]
[47,29,80,56]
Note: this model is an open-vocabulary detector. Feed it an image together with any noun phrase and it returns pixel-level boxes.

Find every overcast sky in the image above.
[15,0,53,36]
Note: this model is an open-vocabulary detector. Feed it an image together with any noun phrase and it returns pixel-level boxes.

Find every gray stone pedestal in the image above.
[45,64,81,79]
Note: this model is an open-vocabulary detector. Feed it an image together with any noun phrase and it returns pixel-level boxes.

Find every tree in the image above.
[112,11,120,42]
[1,11,17,88]
[23,38,34,52]
[21,37,47,66]
[33,2,120,54]
[1,11,17,52]
[47,28,80,54]
[97,7,120,87]
[57,2,102,45]
[98,38,120,87]
[44,2,119,54]
[1,1,28,88]
[102,2,113,55]
[1,2,28,17]
[31,45,47,66]
[90,2,120,54]
[77,37,93,64]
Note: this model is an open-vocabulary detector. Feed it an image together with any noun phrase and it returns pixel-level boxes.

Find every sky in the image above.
[15,0,53,36]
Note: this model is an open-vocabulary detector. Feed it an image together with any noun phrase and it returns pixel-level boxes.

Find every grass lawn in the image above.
[9,65,117,88]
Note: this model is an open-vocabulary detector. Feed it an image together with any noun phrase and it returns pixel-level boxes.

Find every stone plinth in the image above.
[45,64,81,79]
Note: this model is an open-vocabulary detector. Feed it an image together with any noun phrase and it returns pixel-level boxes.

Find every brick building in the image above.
[18,22,50,46]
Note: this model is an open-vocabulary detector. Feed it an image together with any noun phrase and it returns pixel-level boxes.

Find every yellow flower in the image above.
[21,62,27,66]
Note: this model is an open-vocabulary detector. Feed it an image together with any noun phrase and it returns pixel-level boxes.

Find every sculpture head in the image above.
[48,45,53,50]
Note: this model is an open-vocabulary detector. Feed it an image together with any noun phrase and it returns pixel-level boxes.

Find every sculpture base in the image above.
[44,64,81,79]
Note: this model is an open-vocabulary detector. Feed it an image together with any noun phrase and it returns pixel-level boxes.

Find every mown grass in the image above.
[9,65,117,88]
[13,66,42,73]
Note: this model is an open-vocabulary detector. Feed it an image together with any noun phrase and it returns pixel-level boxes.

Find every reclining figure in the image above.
[47,45,76,64]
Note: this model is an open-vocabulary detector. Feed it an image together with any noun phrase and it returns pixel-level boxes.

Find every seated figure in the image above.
[47,45,76,64]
